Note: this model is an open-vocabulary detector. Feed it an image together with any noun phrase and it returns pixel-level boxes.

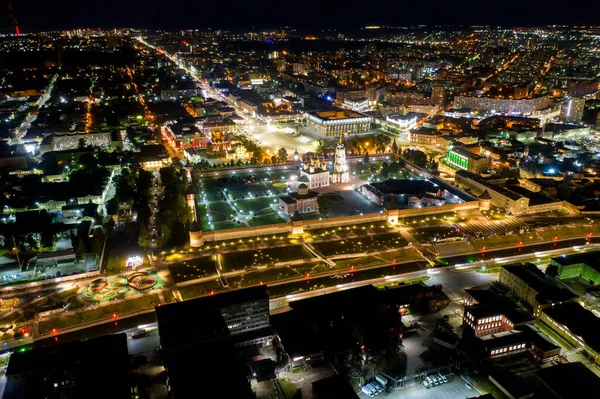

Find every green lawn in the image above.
[178,279,224,300]
[313,232,408,256]
[279,379,297,399]
[39,294,160,334]
[221,245,314,272]
[226,267,299,289]
[168,255,217,284]
[233,197,277,213]
[208,202,236,217]
[248,213,286,226]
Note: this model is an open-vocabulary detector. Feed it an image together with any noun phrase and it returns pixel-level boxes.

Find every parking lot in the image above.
[359,375,479,399]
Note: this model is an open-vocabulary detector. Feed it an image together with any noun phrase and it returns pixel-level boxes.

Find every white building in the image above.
[331,136,349,184]
[300,158,330,189]
[386,113,417,132]
[342,97,369,112]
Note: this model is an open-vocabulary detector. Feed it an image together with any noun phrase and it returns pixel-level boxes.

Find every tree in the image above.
[271,155,278,164]
[78,138,87,149]
[363,151,370,164]
[380,162,390,179]
[138,222,149,249]
[314,140,324,153]
[40,231,56,249]
[106,197,120,216]
[392,139,398,154]
[252,148,263,164]
[277,148,288,163]
[317,195,330,217]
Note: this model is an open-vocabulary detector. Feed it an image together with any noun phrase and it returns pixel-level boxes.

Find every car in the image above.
[438,373,448,383]
[422,380,430,388]
[425,376,434,386]
[371,381,384,391]
[430,375,440,386]
[361,386,374,397]
[366,383,380,394]
[465,382,473,390]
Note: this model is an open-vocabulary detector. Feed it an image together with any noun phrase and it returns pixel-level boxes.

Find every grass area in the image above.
[410,226,464,243]
[309,222,393,240]
[226,267,299,289]
[168,255,217,284]
[39,294,160,334]
[221,245,314,272]
[313,232,408,256]
[333,256,384,270]
[233,197,276,212]
[248,213,286,226]
[399,213,455,227]
[213,221,243,230]
[178,279,224,300]
[375,275,430,288]
[278,379,297,399]
[375,248,422,261]
[208,201,235,217]
[537,225,600,241]
[470,233,540,250]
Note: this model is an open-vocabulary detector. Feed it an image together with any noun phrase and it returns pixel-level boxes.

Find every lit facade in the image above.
[305,110,372,137]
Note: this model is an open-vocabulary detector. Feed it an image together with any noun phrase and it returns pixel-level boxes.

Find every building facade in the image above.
[330,137,349,184]
[305,110,372,137]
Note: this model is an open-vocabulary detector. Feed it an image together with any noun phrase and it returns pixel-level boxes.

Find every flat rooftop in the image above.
[501,263,576,305]
[309,109,368,121]
[542,302,600,353]
[536,362,600,398]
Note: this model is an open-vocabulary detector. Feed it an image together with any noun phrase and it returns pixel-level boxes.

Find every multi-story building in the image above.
[454,95,549,114]
[561,97,585,122]
[279,183,320,215]
[386,113,417,132]
[342,97,369,112]
[300,158,330,189]
[463,286,534,337]
[276,59,287,72]
[293,62,306,76]
[446,146,489,174]
[162,286,271,348]
[431,85,445,107]
[408,129,449,149]
[550,252,600,284]
[477,327,560,364]
[305,110,372,137]
[455,170,565,215]
[499,263,576,316]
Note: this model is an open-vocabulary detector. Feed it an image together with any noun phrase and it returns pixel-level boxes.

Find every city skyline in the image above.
[3,0,600,32]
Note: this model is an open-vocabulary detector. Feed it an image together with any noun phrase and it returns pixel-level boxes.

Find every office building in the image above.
[477,327,560,364]
[342,97,369,111]
[292,62,306,75]
[561,97,585,122]
[4,334,131,399]
[446,146,489,175]
[455,170,564,215]
[550,251,600,283]
[408,128,449,149]
[499,263,576,316]
[431,84,445,107]
[276,59,287,72]
[156,308,254,398]
[463,286,534,337]
[454,95,549,114]
[540,302,600,361]
[535,362,600,399]
[386,113,417,131]
[305,110,372,137]
[158,285,271,347]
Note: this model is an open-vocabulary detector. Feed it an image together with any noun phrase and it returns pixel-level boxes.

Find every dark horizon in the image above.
[2,0,600,33]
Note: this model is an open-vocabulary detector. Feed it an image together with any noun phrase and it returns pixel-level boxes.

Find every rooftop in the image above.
[543,302,600,353]
[536,362,600,399]
[501,263,577,305]
[309,109,368,121]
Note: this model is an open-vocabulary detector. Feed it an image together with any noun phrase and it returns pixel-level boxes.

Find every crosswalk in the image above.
[458,218,527,236]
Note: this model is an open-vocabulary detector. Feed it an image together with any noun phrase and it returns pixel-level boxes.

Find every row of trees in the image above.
[155,166,193,248]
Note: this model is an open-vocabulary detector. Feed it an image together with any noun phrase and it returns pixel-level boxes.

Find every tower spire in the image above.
[339,131,344,144]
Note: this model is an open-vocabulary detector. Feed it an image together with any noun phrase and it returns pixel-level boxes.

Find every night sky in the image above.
[2,0,600,31]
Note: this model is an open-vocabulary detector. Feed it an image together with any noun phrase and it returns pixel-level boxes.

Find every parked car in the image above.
[465,382,473,390]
